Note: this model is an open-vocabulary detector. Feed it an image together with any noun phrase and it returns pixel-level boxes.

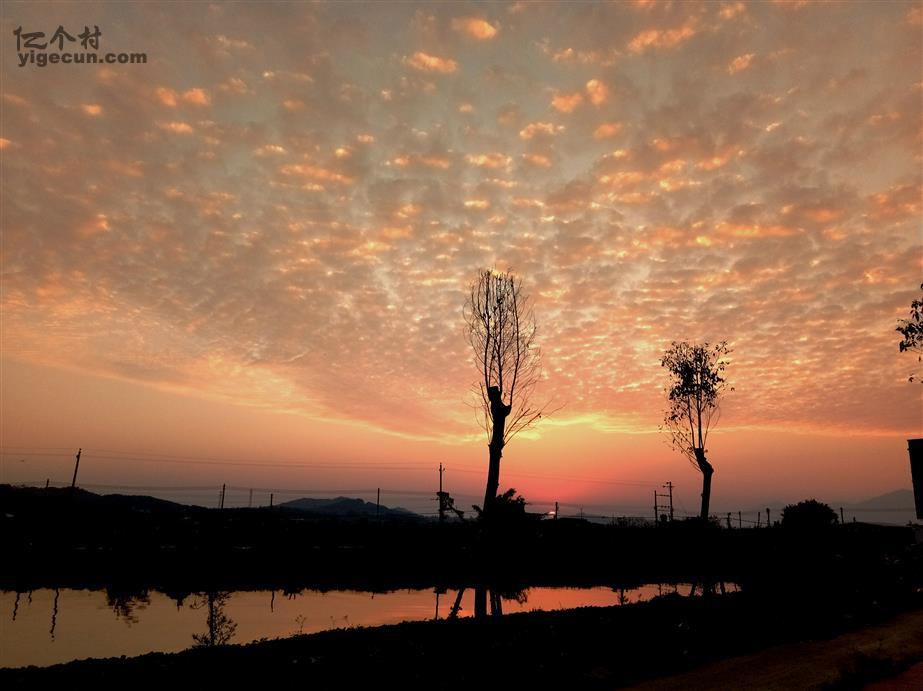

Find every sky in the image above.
[1,1,921,518]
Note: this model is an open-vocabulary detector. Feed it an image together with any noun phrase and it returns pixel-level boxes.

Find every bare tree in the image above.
[897,283,923,383]
[661,341,731,520]
[464,269,545,515]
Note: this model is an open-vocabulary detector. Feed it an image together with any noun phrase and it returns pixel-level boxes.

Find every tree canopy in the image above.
[897,283,923,383]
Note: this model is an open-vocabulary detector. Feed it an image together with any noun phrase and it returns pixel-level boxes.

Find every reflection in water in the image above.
[191,592,237,648]
[1,583,738,668]
[49,588,59,641]
[106,588,150,625]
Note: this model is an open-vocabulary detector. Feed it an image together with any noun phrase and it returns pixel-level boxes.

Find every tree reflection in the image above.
[105,587,151,624]
[191,591,237,647]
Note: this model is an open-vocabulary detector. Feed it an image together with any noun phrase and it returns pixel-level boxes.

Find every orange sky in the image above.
[1,1,921,516]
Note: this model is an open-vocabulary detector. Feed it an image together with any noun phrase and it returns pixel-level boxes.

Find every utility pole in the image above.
[654,482,675,524]
[738,511,742,528]
[219,483,226,509]
[270,493,274,508]
[839,507,844,524]
[70,448,82,488]
[756,511,761,528]
[554,501,559,520]
[726,512,732,529]
[766,507,771,526]
[248,488,253,508]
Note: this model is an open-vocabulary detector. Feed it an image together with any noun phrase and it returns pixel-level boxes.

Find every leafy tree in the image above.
[191,591,237,647]
[896,283,923,383]
[464,269,547,516]
[781,499,838,529]
[661,341,731,520]
[471,488,529,522]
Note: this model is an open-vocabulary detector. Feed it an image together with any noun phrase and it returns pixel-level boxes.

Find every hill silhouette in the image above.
[279,496,421,520]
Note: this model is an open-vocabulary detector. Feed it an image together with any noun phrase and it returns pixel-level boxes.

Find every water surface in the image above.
[2,583,729,668]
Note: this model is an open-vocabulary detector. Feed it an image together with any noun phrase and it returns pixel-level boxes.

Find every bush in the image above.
[780,499,838,529]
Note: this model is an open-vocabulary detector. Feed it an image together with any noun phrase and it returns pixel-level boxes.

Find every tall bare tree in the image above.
[464,269,545,515]
[661,341,731,520]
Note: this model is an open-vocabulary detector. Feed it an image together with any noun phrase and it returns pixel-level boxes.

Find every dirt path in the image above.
[628,609,923,690]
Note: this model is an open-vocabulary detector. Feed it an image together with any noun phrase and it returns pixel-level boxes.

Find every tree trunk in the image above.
[483,390,511,516]
[490,590,503,617]
[474,587,487,619]
[483,442,502,513]
[695,447,714,520]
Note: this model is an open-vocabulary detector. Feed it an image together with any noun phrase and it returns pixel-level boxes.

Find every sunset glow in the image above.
[1,1,921,515]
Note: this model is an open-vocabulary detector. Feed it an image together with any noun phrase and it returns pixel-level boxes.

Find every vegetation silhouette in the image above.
[660,341,732,520]
[781,499,838,529]
[464,269,549,516]
[190,591,237,648]
[896,282,923,382]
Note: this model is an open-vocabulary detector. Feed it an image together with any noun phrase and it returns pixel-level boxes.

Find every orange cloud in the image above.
[155,87,178,107]
[451,17,499,40]
[719,2,748,20]
[81,103,103,116]
[628,21,697,53]
[519,122,563,139]
[728,53,755,75]
[405,51,458,74]
[593,122,623,139]
[158,121,194,134]
[466,153,512,169]
[585,79,609,106]
[182,88,211,106]
[390,154,452,170]
[279,163,355,185]
[552,91,584,113]
[522,153,552,168]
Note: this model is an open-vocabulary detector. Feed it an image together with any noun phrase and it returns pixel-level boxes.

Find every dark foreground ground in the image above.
[3,591,922,690]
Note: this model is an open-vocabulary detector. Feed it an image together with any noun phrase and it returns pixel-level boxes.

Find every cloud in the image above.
[466,153,512,169]
[728,53,755,75]
[158,121,194,134]
[551,91,584,113]
[404,51,459,73]
[594,122,623,139]
[628,20,697,53]
[451,17,499,40]
[519,122,564,139]
[182,88,211,106]
[585,79,610,106]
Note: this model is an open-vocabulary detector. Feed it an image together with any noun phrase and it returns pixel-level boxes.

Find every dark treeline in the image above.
[2,485,918,602]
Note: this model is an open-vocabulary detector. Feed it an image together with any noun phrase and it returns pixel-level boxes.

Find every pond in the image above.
[1,583,737,668]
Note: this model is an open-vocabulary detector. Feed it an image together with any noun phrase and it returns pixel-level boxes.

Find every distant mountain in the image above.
[279,496,422,520]
[843,489,917,525]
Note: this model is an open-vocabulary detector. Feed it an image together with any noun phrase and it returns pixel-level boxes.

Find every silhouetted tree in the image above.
[661,341,731,520]
[471,488,528,521]
[897,283,923,383]
[465,269,546,515]
[781,499,838,529]
[191,591,237,647]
